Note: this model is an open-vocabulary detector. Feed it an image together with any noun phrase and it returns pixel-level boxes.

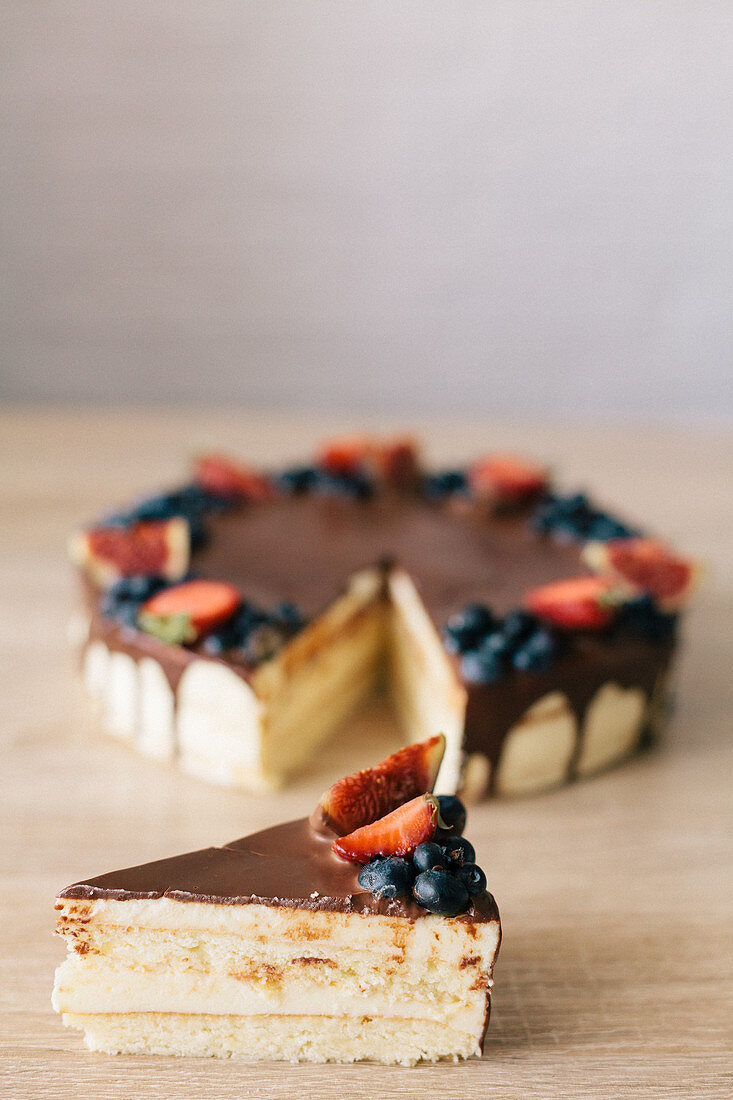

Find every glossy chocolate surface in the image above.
[58,816,499,923]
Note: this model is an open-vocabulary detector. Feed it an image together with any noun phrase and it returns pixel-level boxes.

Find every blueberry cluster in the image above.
[201,600,308,663]
[275,465,373,500]
[617,595,678,644]
[421,470,469,501]
[103,483,235,551]
[531,492,638,543]
[99,575,170,627]
[357,797,486,917]
[443,604,561,683]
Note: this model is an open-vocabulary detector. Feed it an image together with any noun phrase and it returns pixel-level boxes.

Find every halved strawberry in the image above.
[193,452,273,501]
[525,575,620,630]
[582,538,699,611]
[469,453,548,503]
[316,436,372,477]
[318,734,446,834]
[138,579,241,644]
[332,794,439,863]
[68,518,189,588]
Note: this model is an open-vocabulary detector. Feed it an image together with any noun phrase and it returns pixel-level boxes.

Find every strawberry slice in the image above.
[333,794,439,863]
[469,453,548,503]
[193,452,273,501]
[316,436,372,477]
[582,538,699,611]
[68,518,189,588]
[138,579,241,644]
[525,575,620,630]
[318,734,446,834]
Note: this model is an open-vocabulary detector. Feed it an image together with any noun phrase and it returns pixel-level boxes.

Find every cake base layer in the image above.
[60,1011,481,1065]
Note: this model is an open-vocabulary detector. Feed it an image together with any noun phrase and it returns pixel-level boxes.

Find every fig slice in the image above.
[318,734,446,835]
[582,538,700,611]
[469,453,548,503]
[193,452,274,501]
[68,517,189,589]
[333,794,440,864]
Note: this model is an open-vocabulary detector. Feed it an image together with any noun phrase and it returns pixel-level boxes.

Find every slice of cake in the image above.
[52,737,501,1064]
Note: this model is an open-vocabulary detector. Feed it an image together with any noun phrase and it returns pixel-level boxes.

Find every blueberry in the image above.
[620,596,677,643]
[501,610,537,646]
[481,630,512,659]
[358,857,414,899]
[443,604,496,655]
[442,836,476,867]
[422,470,468,500]
[242,622,286,664]
[312,470,373,500]
[455,862,487,896]
[114,602,141,628]
[511,627,558,672]
[275,466,319,494]
[551,518,584,542]
[413,869,469,916]
[272,601,307,633]
[413,842,449,873]
[460,648,504,684]
[436,795,467,835]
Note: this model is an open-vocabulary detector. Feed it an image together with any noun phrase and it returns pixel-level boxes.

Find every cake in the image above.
[68,436,697,798]
[53,737,502,1064]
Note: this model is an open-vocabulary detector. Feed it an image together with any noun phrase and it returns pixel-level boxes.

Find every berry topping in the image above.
[275,466,320,494]
[531,492,637,541]
[317,734,445,835]
[192,453,273,502]
[422,470,468,501]
[138,579,241,644]
[525,575,620,630]
[316,434,420,491]
[511,627,559,672]
[357,856,415,899]
[413,842,449,873]
[442,603,497,655]
[316,435,373,477]
[69,517,190,588]
[332,793,440,863]
[469,453,548,503]
[435,795,467,836]
[442,835,476,867]
[617,595,678,643]
[582,538,699,611]
[501,609,538,645]
[454,862,487,896]
[413,868,470,917]
[460,647,504,685]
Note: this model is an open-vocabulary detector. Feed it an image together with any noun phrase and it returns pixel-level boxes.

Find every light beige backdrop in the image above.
[2,2,732,417]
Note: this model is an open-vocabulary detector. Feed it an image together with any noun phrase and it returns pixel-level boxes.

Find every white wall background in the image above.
[1,1,732,418]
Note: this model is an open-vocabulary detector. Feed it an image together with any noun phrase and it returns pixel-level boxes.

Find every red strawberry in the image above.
[193,452,273,501]
[582,538,699,611]
[469,453,548,503]
[68,518,189,588]
[318,734,446,834]
[525,575,620,630]
[316,436,372,477]
[332,794,439,863]
[138,579,241,644]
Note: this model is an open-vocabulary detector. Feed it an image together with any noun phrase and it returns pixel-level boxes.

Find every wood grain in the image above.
[1,410,731,1099]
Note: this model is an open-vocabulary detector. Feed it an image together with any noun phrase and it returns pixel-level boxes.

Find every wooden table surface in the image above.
[1,409,731,1099]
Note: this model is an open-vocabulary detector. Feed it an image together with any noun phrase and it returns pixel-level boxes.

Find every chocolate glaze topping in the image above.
[58,816,499,923]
